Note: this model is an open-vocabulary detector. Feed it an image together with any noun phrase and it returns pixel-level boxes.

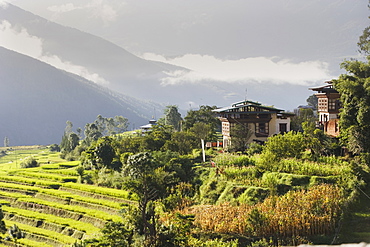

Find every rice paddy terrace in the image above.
[0,146,135,247]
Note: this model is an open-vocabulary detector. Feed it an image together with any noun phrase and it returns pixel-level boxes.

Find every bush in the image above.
[247,142,263,155]
[237,186,269,204]
[19,157,39,168]
[49,144,60,152]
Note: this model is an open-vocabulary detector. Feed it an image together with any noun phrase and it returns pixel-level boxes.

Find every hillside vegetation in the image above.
[0,146,135,247]
[0,127,367,247]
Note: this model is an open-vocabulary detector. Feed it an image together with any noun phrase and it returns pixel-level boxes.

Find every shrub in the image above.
[19,157,39,168]
[237,186,269,204]
[260,132,306,165]
[49,144,60,152]
[247,142,263,155]
[212,153,255,167]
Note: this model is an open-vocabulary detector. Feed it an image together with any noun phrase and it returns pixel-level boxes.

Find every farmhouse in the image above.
[310,81,340,137]
[140,119,157,133]
[213,100,294,149]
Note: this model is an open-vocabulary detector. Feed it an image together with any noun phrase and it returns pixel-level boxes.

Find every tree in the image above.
[228,123,253,152]
[290,108,316,132]
[140,124,173,151]
[122,152,163,246]
[94,115,128,136]
[358,26,370,55]
[163,105,182,132]
[94,221,133,247]
[189,122,212,162]
[163,131,198,155]
[3,137,9,147]
[260,131,306,164]
[183,105,220,129]
[332,25,370,155]
[83,123,103,147]
[60,121,81,156]
[306,94,318,109]
[0,207,6,235]
[82,137,117,170]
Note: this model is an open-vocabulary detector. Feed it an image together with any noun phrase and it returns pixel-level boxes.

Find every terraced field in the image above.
[0,146,135,247]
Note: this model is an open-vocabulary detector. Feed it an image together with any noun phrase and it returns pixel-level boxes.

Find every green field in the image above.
[0,146,134,247]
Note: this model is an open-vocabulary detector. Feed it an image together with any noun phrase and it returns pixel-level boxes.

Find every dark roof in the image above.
[213,100,285,113]
[309,81,338,93]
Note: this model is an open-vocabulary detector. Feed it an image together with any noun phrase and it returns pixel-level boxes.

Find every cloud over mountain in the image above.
[47,0,122,24]
[0,20,109,86]
[0,46,159,145]
[141,53,333,86]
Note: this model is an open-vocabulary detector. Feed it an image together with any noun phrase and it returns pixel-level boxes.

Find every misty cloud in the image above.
[48,3,79,13]
[0,1,8,8]
[47,0,120,24]
[141,53,333,86]
[0,20,109,85]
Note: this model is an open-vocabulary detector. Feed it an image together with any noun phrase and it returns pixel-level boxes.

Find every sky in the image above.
[0,0,369,110]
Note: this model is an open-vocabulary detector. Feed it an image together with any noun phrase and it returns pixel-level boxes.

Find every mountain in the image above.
[1,3,299,112]
[0,4,185,102]
[0,46,161,146]
[1,3,328,123]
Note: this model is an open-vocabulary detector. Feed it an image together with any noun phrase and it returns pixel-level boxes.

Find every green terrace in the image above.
[0,147,136,246]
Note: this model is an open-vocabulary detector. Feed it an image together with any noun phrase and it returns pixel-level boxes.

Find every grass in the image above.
[17,197,121,221]
[0,147,63,170]
[337,182,370,243]
[3,206,100,235]
[0,146,132,246]
[4,220,76,245]
[63,182,137,201]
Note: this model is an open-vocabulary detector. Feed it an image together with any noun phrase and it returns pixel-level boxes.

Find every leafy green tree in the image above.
[140,124,174,151]
[189,122,212,162]
[260,131,306,164]
[358,26,370,55]
[82,137,117,170]
[306,94,318,109]
[20,156,39,168]
[83,123,103,147]
[183,105,220,130]
[49,144,60,152]
[113,115,129,134]
[60,121,79,153]
[290,108,316,132]
[94,221,133,247]
[162,105,182,132]
[163,131,198,155]
[3,137,9,147]
[0,207,6,235]
[122,152,164,246]
[94,115,129,136]
[332,25,370,155]
[228,123,253,152]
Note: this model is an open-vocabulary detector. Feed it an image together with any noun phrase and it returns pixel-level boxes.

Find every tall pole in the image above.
[201,139,206,163]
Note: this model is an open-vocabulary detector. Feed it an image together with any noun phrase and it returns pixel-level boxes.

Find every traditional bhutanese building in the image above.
[213,100,294,149]
[310,81,340,137]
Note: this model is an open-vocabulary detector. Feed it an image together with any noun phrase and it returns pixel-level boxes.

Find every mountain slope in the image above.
[1,3,318,113]
[0,3,249,110]
[0,4,181,97]
[0,46,158,145]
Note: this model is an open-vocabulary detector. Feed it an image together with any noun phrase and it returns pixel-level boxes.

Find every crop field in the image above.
[0,147,134,247]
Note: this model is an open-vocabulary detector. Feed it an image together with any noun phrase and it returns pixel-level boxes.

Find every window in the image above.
[279,123,287,133]
[328,99,336,110]
[318,98,328,111]
[256,122,268,135]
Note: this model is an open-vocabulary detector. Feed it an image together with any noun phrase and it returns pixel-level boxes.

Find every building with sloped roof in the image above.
[213,100,294,149]
[309,81,340,137]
